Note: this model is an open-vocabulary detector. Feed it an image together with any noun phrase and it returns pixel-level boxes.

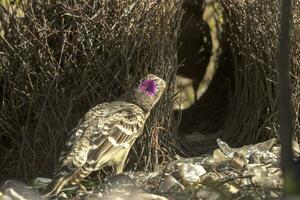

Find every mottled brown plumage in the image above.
[43,74,166,196]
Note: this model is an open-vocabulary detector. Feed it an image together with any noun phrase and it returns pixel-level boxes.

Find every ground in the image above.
[1,138,290,200]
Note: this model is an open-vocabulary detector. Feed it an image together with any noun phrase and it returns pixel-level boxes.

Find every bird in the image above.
[43,74,166,197]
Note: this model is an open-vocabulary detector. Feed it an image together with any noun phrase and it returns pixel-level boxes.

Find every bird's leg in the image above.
[112,161,125,175]
[96,172,102,181]
[77,183,88,194]
[43,175,71,197]
[112,147,131,175]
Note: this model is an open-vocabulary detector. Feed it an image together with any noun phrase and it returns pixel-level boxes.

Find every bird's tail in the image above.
[42,173,72,197]
[42,166,91,197]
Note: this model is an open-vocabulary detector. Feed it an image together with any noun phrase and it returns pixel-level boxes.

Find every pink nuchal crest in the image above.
[139,79,158,96]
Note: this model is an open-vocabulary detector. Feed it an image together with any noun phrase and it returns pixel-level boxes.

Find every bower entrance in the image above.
[176,0,300,156]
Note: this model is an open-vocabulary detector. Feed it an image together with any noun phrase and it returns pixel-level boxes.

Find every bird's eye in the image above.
[156,86,160,93]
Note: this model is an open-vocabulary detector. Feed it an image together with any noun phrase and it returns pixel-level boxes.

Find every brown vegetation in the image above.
[1,0,299,189]
[0,0,181,182]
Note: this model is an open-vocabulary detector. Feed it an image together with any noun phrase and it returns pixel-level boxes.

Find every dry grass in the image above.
[0,0,181,182]
[219,0,300,145]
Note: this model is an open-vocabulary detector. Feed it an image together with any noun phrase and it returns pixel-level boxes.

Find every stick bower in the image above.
[0,0,181,182]
[177,0,299,154]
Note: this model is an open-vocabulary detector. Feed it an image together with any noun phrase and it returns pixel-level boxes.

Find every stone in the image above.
[177,163,207,183]
[159,175,185,193]
[213,149,229,162]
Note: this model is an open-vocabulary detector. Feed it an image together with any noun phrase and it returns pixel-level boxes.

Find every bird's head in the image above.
[121,74,166,112]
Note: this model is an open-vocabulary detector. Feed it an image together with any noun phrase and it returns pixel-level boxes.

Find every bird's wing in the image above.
[86,103,147,169]
[56,101,146,173]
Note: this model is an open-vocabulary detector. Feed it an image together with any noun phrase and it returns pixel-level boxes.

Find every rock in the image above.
[267,167,281,176]
[217,138,276,158]
[32,177,52,189]
[58,192,68,199]
[159,175,185,193]
[269,191,280,198]
[248,152,261,164]
[134,193,168,200]
[197,187,220,200]
[82,192,104,200]
[253,138,277,152]
[199,172,219,185]
[213,149,229,162]
[201,156,218,165]
[244,164,268,185]
[216,138,236,158]
[264,176,283,188]
[177,163,207,183]
[248,150,278,166]
[271,146,280,155]
[230,152,248,169]
[218,183,240,199]
[0,181,45,200]
[105,174,134,188]
[98,190,168,200]
[223,183,239,195]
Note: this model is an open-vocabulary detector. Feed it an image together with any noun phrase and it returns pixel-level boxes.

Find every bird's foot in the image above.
[77,183,90,195]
